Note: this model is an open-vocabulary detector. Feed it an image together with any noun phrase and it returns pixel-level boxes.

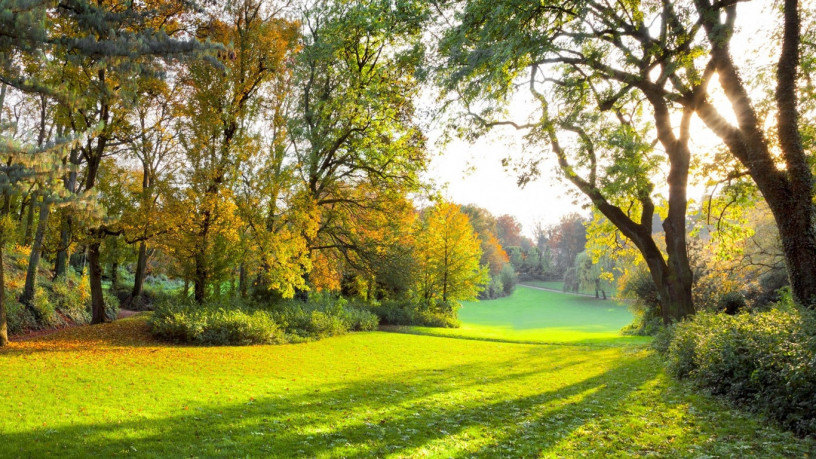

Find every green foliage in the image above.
[368,300,460,328]
[150,299,283,346]
[102,291,120,322]
[620,267,662,336]
[271,295,379,340]
[666,310,816,436]
[32,287,58,327]
[499,263,517,296]
[3,293,32,335]
[51,276,90,324]
[151,294,379,345]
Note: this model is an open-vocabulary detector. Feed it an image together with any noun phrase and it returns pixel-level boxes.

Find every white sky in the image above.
[422,1,775,239]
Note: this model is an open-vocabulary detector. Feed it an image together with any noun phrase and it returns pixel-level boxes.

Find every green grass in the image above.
[522,279,617,298]
[1,317,813,457]
[404,286,648,346]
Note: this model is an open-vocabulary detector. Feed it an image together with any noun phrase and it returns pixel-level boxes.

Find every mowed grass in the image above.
[403,286,648,345]
[2,317,814,457]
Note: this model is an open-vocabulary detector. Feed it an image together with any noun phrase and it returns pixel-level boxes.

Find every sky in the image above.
[421,1,775,239]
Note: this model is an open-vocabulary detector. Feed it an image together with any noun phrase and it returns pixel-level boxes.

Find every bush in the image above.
[499,264,518,296]
[32,287,60,328]
[270,295,379,339]
[150,299,283,345]
[479,276,504,300]
[620,268,662,336]
[51,277,90,323]
[368,300,459,328]
[665,309,816,436]
[150,294,379,345]
[103,291,120,322]
[4,294,33,335]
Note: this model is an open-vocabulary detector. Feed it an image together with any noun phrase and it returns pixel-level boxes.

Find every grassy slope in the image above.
[405,286,648,345]
[1,317,814,457]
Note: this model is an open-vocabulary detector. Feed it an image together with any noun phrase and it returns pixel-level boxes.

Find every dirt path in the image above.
[10,309,141,342]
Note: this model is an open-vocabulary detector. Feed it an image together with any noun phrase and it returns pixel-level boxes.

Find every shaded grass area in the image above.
[405,286,648,346]
[1,317,813,457]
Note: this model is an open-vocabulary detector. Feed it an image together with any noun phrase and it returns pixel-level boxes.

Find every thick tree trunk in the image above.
[89,242,106,324]
[20,200,51,307]
[692,0,816,307]
[131,241,148,299]
[767,195,816,304]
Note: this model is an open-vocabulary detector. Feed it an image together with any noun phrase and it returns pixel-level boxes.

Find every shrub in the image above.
[103,291,120,322]
[150,294,378,345]
[150,299,283,345]
[51,277,90,323]
[666,309,816,436]
[499,264,518,296]
[717,291,746,315]
[32,287,60,328]
[620,268,662,336]
[479,276,504,300]
[368,300,459,328]
[4,294,33,334]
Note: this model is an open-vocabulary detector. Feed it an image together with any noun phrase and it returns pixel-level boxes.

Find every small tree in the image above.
[415,202,487,307]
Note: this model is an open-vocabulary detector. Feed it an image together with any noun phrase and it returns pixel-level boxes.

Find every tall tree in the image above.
[176,0,298,302]
[435,0,714,322]
[289,0,428,288]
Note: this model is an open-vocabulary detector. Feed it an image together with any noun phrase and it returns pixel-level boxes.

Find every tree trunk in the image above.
[0,243,8,346]
[692,0,816,307]
[54,214,72,278]
[111,261,119,292]
[194,251,207,303]
[22,191,36,246]
[20,200,51,308]
[238,263,247,298]
[131,241,147,299]
[89,242,106,324]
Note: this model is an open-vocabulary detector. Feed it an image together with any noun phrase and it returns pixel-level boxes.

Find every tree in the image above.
[495,214,522,248]
[436,0,709,322]
[175,0,298,302]
[288,0,428,287]
[415,202,487,305]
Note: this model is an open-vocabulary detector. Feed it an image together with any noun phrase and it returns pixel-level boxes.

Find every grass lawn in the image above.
[404,286,648,346]
[522,280,617,298]
[2,317,814,457]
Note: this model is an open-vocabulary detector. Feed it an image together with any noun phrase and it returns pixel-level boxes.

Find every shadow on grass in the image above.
[381,325,650,348]
[3,351,656,458]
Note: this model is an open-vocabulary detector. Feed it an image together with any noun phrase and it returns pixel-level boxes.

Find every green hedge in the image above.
[665,309,816,436]
[150,295,379,345]
[367,300,460,328]
[151,302,283,345]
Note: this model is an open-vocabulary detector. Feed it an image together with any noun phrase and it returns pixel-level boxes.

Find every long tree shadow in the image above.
[3,350,654,458]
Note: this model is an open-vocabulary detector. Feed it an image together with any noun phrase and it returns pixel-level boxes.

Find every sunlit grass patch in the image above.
[397,286,649,345]
[1,316,813,457]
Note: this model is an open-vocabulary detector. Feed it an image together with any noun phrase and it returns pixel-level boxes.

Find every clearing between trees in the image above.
[1,290,813,457]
